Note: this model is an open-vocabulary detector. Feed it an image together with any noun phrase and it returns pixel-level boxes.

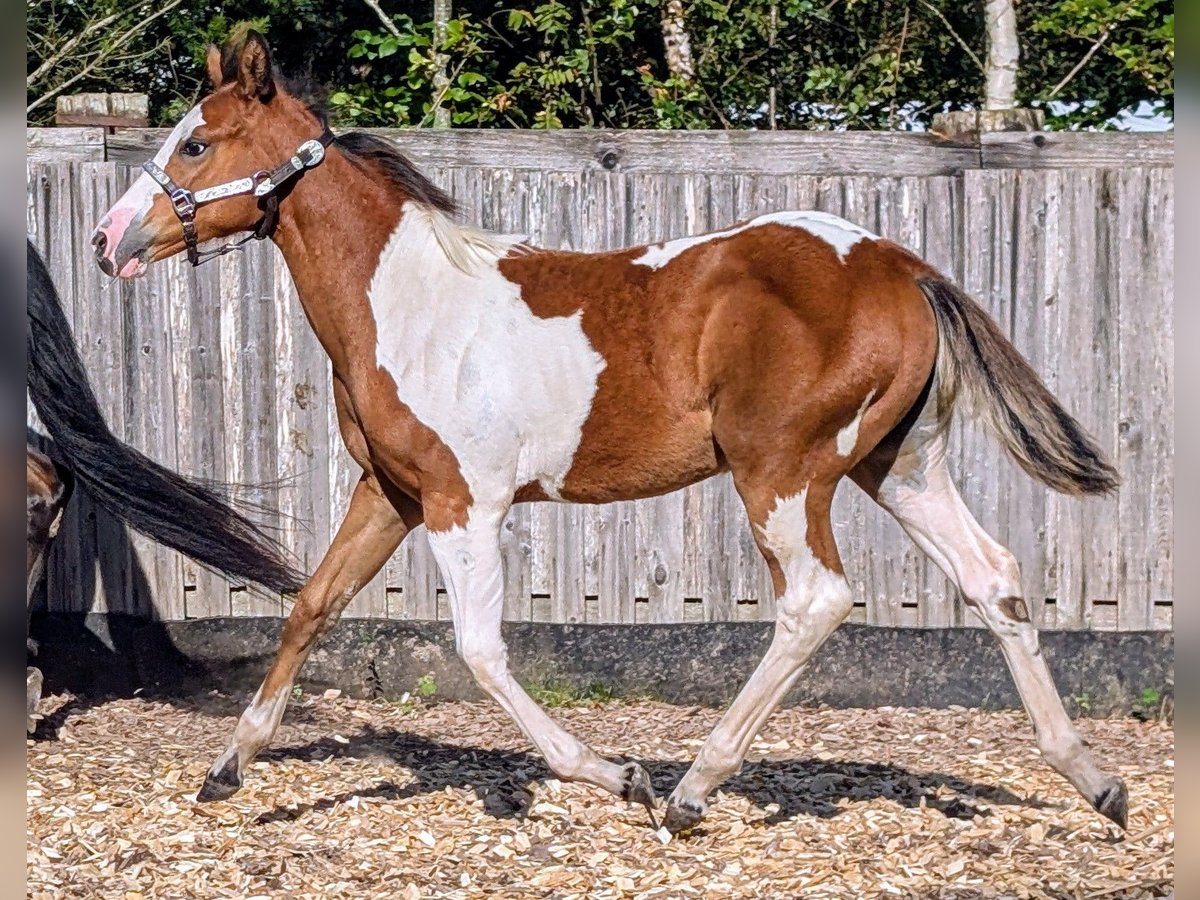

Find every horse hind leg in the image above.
[664,479,853,833]
[852,422,1128,828]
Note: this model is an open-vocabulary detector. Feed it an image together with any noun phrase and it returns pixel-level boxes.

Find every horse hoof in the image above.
[1094,777,1129,830]
[620,762,658,827]
[621,762,656,807]
[197,758,242,802]
[663,798,704,835]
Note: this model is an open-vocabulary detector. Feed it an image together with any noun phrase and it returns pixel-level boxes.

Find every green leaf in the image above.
[507,9,533,30]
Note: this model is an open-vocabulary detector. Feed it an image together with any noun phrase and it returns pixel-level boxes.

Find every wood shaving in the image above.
[28,694,1172,898]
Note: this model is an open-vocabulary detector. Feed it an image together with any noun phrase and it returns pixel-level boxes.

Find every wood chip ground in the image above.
[28,694,1172,898]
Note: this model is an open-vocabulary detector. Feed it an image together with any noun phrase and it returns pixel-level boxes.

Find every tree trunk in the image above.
[984,0,1019,110]
[661,0,695,83]
[432,0,452,127]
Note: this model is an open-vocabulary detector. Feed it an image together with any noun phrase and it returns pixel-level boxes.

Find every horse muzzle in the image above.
[92,212,152,279]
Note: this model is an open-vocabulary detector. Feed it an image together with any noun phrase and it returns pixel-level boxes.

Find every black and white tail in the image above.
[918,274,1119,496]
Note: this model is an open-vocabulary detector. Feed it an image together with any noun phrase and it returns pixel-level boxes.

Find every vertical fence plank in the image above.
[1042,170,1121,630]
[36,164,86,615]
[183,255,232,617]
[76,163,131,616]
[1117,168,1174,631]
[124,211,184,620]
[959,171,1014,629]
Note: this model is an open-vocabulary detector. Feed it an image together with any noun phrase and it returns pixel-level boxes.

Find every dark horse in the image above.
[25,239,305,729]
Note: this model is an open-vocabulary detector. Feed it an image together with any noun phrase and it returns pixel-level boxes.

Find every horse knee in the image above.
[961,548,1024,616]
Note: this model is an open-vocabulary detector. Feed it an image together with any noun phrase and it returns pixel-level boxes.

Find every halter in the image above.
[141,127,335,266]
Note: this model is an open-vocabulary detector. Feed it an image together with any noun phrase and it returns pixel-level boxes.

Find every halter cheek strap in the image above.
[141,127,335,266]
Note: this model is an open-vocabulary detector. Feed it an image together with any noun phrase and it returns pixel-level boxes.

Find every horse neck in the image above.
[270,151,403,374]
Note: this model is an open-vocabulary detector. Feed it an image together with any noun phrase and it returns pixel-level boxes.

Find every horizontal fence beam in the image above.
[28,127,1175,174]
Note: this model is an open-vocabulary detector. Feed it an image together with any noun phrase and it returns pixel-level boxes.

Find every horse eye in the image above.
[180,139,208,158]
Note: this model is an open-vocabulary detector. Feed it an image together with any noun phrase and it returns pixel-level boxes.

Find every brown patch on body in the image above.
[501,227,939,508]
[107,68,942,532]
[27,446,68,587]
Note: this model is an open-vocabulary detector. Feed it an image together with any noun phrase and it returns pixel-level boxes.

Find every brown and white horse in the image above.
[92,32,1127,834]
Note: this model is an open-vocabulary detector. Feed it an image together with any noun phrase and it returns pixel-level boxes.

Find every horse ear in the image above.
[205,44,223,88]
[236,30,276,101]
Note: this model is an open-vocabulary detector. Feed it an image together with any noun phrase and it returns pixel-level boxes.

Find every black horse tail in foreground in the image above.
[26,239,306,595]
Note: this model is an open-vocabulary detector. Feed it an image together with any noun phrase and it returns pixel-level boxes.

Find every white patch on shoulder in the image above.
[633,210,876,270]
[111,104,207,220]
[836,388,876,457]
[369,203,606,508]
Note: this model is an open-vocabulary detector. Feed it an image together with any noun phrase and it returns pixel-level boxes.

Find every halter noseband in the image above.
[141,127,335,266]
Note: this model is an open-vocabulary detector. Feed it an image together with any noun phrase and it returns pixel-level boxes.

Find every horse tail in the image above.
[918,272,1119,496]
[25,240,306,595]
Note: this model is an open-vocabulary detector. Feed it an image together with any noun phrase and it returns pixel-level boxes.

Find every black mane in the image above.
[285,74,456,214]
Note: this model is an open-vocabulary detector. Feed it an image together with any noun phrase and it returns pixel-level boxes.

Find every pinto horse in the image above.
[92,31,1127,834]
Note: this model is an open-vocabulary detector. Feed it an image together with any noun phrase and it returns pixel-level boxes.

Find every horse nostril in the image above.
[92,230,107,258]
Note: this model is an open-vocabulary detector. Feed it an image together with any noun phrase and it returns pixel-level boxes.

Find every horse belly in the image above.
[558,402,721,503]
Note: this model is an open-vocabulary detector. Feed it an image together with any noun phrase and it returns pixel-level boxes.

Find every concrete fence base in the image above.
[30,614,1173,717]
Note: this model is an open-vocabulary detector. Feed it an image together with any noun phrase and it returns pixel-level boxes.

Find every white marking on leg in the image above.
[875,433,1115,804]
[671,490,852,814]
[836,389,876,457]
[368,204,606,502]
[427,517,626,795]
[210,684,290,778]
[633,210,876,270]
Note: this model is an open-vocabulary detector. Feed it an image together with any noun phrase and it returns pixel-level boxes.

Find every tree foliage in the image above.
[27,0,1173,130]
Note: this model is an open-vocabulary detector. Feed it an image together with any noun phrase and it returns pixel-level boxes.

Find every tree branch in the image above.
[26,0,186,115]
[27,7,134,88]
[915,0,985,75]
[1048,27,1113,98]
[359,0,405,39]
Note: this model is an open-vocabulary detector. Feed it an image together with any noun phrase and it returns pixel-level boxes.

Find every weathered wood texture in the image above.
[29,127,1173,173]
[26,148,1173,630]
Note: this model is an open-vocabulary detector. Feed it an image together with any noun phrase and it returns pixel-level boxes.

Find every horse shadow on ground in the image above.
[251,726,1049,831]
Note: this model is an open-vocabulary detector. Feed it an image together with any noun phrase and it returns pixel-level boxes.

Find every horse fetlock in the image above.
[1032,724,1080,762]
[620,761,657,806]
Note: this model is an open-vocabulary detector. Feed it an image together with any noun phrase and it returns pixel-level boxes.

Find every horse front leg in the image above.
[424,503,658,820]
[198,474,417,800]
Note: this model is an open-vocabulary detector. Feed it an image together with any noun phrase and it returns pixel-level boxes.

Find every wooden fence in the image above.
[26,129,1173,631]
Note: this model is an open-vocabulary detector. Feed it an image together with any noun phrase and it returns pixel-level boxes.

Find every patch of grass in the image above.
[522,678,619,708]
[1070,692,1091,715]
[1133,686,1171,723]
[415,673,438,699]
